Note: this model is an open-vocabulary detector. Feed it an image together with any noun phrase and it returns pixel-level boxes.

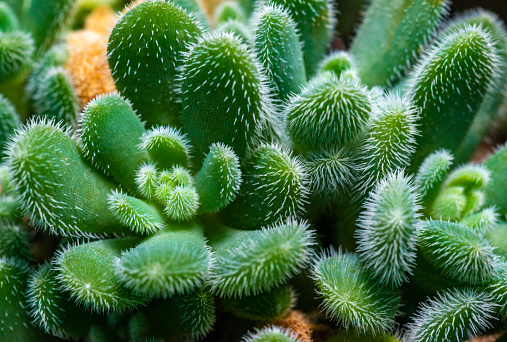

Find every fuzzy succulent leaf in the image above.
[252,3,307,102]
[483,145,507,217]
[327,331,400,342]
[241,326,301,342]
[445,10,507,164]
[406,287,497,342]
[463,189,485,216]
[431,164,490,220]
[172,0,209,29]
[195,143,241,214]
[0,224,30,260]
[129,286,216,340]
[356,171,421,286]
[0,164,15,195]
[418,220,498,284]
[0,194,21,224]
[355,93,419,196]
[139,126,190,170]
[459,207,499,234]
[3,0,22,18]
[312,250,400,335]
[27,263,69,337]
[26,44,68,96]
[430,185,467,221]
[108,190,165,235]
[0,94,20,160]
[172,287,216,339]
[117,222,211,298]
[305,144,360,199]
[0,258,50,341]
[33,67,79,127]
[224,284,293,321]
[23,0,77,54]
[221,144,307,230]
[214,20,251,44]
[318,51,355,78]
[27,262,101,338]
[80,94,149,194]
[487,262,507,320]
[6,118,127,236]
[214,1,246,25]
[208,219,314,298]
[159,165,193,187]
[415,149,453,210]
[408,25,500,169]
[286,74,371,154]
[135,162,160,201]
[181,32,270,166]
[486,223,507,259]
[107,0,202,127]
[351,0,450,87]
[270,0,334,77]
[444,164,490,189]
[0,2,19,32]
[57,238,147,313]
[158,185,200,222]
[0,31,34,83]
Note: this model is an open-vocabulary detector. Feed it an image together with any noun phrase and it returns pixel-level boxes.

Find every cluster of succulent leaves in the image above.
[1,0,507,341]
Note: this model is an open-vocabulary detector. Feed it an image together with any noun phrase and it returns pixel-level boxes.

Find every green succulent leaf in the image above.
[27,262,101,339]
[221,144,308,230]
[0,93,20,160]
[0,31,34,83]
[286,74,371,154]
[129,286,216,340]
[355,92,419,196]
[418,220,498,284]
[406,287,497,342]
[408,25,500,169]
[270,0,335,76]
[0,224,30,260]
[318,51,356,78]
[139,126,191,170]
[483,144,507,217]
[23,0,77,54]
[181,32,270,166]
[195,142,242,214]
[135,162,160,201]
[312,249,400,335]
[0,258,50,341]
[214,20,252,44]
[107,0,203,127]
[208,219,314,298]
[415,149,453,210]
[214,1,246,25]
[241,326,301,342]
[252,3,307,102]
[6,118,126,236]
[80,94,149,194]
[57,238,147,313]
[459,207,499,234]
[444,10,507,164]
[108,190,165,235]
[117,222,211,298]
[351,0,450,87]
[356,171,421,286]
[0,2,19,32]
[33,67,79,127]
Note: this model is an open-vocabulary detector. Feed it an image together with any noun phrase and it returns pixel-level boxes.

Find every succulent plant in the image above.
[1,0,507,341]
